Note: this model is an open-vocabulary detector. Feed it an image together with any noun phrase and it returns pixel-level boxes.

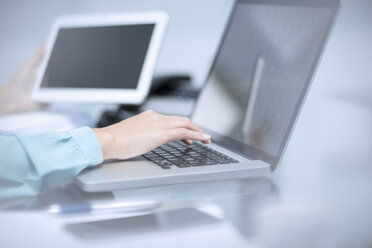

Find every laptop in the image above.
[76,0,340,192]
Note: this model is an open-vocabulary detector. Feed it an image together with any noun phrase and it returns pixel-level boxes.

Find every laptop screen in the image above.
[192,0,339,167]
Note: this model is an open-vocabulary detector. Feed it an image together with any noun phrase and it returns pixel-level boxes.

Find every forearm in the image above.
[0,83,16,116]
[0,45,45,116]
[0,127,103,199]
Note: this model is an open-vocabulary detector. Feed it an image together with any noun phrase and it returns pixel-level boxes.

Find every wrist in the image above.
[92,128,115,160]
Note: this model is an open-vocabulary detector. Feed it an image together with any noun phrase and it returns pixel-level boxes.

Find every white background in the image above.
[0,0,233,87]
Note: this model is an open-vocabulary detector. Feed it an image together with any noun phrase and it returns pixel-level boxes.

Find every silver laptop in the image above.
[76,0,340,192]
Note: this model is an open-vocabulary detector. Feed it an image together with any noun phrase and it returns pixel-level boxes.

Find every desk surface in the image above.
[1,169,372,248]
[1,83,372,248]
[1,129,372,248]
[1,86,372,248]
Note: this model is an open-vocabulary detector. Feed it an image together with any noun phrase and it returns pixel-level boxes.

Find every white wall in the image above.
[276,0,372,195]
[0,0,233,86]
[1,0,371,92]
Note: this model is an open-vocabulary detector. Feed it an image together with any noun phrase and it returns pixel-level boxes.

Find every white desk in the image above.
[1,160,372,248]
[1,86,372,247]
[0,178,270,248]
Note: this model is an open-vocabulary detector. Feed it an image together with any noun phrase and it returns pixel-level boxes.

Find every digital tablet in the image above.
[32,12,168,104]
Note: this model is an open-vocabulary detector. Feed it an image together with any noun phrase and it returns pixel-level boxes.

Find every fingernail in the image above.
[203,134,211,140]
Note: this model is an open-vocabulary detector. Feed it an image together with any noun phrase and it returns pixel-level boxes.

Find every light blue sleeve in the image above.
[0,127,103,199]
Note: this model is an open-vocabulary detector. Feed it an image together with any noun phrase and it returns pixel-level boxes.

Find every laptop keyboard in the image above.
[142,141,239,169]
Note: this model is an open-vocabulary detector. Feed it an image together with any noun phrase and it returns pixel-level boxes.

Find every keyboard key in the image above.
[216,159,233,164]
[146,157,163,162]
[143,154,160,159]
[191,160,217,166]
[162,155,175,159]
[155,160,173,166]
[170,160,191,168]
[183,156,195,161]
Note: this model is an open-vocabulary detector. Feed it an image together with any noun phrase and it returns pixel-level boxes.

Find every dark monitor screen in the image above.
[192,0,339,168]
[41,24,154,89]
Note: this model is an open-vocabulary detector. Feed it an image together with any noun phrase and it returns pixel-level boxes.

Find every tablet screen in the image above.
[41,24,154,89]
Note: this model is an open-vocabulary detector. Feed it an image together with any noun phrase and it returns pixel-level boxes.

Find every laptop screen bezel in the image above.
[191,0,340,171]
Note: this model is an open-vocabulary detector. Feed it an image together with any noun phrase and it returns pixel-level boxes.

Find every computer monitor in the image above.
[32,12,168,104]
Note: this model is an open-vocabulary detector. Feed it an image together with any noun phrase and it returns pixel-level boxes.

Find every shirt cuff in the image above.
[68,127,104,167]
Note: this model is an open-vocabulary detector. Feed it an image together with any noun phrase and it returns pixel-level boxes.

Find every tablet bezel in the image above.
[32,12,168,104]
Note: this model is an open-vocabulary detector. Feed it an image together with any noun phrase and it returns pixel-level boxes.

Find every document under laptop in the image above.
[76,0,340,192]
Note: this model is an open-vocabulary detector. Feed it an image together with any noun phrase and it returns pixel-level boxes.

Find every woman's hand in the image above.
[93,110,211,160]
[0,45,45,116]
